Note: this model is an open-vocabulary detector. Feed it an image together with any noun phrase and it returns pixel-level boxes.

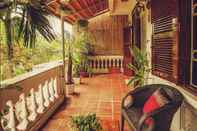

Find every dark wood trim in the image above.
[131,3,143,48]
[178,0,192,86]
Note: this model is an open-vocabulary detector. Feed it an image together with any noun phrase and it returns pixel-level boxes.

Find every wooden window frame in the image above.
[190,0,197,88]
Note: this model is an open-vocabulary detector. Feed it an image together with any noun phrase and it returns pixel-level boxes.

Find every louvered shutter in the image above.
[152,16,179,83]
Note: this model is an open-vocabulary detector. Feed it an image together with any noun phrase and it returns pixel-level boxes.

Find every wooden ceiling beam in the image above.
[47,5,59,15]
[64,17,74,24]
[74,0,107,16]
[66,3,85,20]
[74,0,90,19]
[47,0,109,23]
[55,0,83,21]
[45,0,57,6]
[95,0,102,12]
[91,0,98,13]
[81,0,94,16]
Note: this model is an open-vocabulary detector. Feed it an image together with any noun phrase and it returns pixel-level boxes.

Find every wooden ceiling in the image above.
[46,0,109,24]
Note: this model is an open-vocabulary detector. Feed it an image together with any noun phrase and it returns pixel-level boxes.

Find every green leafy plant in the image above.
[0,0,56,78]
[72,32,92,77]
[127,46,150,88]
[70,113,102,131]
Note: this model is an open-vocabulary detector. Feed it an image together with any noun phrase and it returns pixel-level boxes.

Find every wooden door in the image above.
[123,26,133,76]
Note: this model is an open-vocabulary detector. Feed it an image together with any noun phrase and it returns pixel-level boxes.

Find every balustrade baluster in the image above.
[103,59,106,69]
[43,81,50,107]
[15,94,29,131]
[1,101,16,131]
[109,59,111,68]
[27,89,37,121]
[36,84,45,113]
[54,78,59,98]
[100,59,102,69]
[49,79,55,102]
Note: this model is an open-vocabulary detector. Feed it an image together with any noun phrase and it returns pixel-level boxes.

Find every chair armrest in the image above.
[137,104,172,131]
[121,86,149,109]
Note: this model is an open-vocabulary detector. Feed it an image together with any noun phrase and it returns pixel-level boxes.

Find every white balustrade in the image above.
[0,61,64,131]
[0,78,60,131]
[89,55,123,73]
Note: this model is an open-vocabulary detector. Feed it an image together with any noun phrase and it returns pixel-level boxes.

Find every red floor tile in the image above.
[41,73,132,131]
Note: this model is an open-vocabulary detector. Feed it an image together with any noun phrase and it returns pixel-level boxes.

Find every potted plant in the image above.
[72,33,92,78]
[127,46,150,88]
[65,39,75,95]
[73,68,81,84]
[73,56,81,85]
[70,113,102,131]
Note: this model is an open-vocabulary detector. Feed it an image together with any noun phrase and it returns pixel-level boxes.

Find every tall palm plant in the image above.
[0,0,55,50]
[0,0,55,77]
[18,0,55,47]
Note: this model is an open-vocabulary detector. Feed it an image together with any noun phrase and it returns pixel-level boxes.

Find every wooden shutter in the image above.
[152,16,179,83]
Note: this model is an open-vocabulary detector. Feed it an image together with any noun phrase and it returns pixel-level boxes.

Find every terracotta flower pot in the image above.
[80,71,88,77]
[73,77,81,85]
[65,84,75,95]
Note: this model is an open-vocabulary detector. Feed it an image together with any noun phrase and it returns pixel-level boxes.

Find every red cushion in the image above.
[143,88,170,125]
[143,95,160,113]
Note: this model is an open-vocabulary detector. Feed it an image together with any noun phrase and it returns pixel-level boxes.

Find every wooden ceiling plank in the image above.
[81,0,94,16]
[47,0,109,23]
[89,0,97,14]
[47,5,59,15]
[66,3,85,20]
[75,0,90,19]
[64,17,74,24]
[45,0,57,6]
[96,0,102,12]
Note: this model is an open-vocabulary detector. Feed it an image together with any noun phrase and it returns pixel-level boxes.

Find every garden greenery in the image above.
[0,20,62,81]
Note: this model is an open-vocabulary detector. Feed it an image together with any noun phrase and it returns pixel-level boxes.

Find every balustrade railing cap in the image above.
[0,60,66,89]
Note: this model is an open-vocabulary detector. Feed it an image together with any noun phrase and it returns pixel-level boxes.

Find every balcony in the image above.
[42,73,130,131]
[1,0,197,131]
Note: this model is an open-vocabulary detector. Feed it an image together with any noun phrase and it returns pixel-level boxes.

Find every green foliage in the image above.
[70,113,102,131]
[0,21,62,81]
[71,33,93,76]
[127,46,150,88]
[18,0,56,47]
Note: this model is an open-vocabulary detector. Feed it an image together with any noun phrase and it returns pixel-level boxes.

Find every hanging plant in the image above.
[77,19,89,28]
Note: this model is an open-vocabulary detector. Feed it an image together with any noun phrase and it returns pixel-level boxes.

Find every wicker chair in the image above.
[120,84,184,131]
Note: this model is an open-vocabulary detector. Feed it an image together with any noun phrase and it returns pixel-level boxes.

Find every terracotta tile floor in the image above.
[41,73,132,131]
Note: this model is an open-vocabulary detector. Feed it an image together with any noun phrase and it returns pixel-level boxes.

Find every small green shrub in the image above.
[70,113,102,131]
